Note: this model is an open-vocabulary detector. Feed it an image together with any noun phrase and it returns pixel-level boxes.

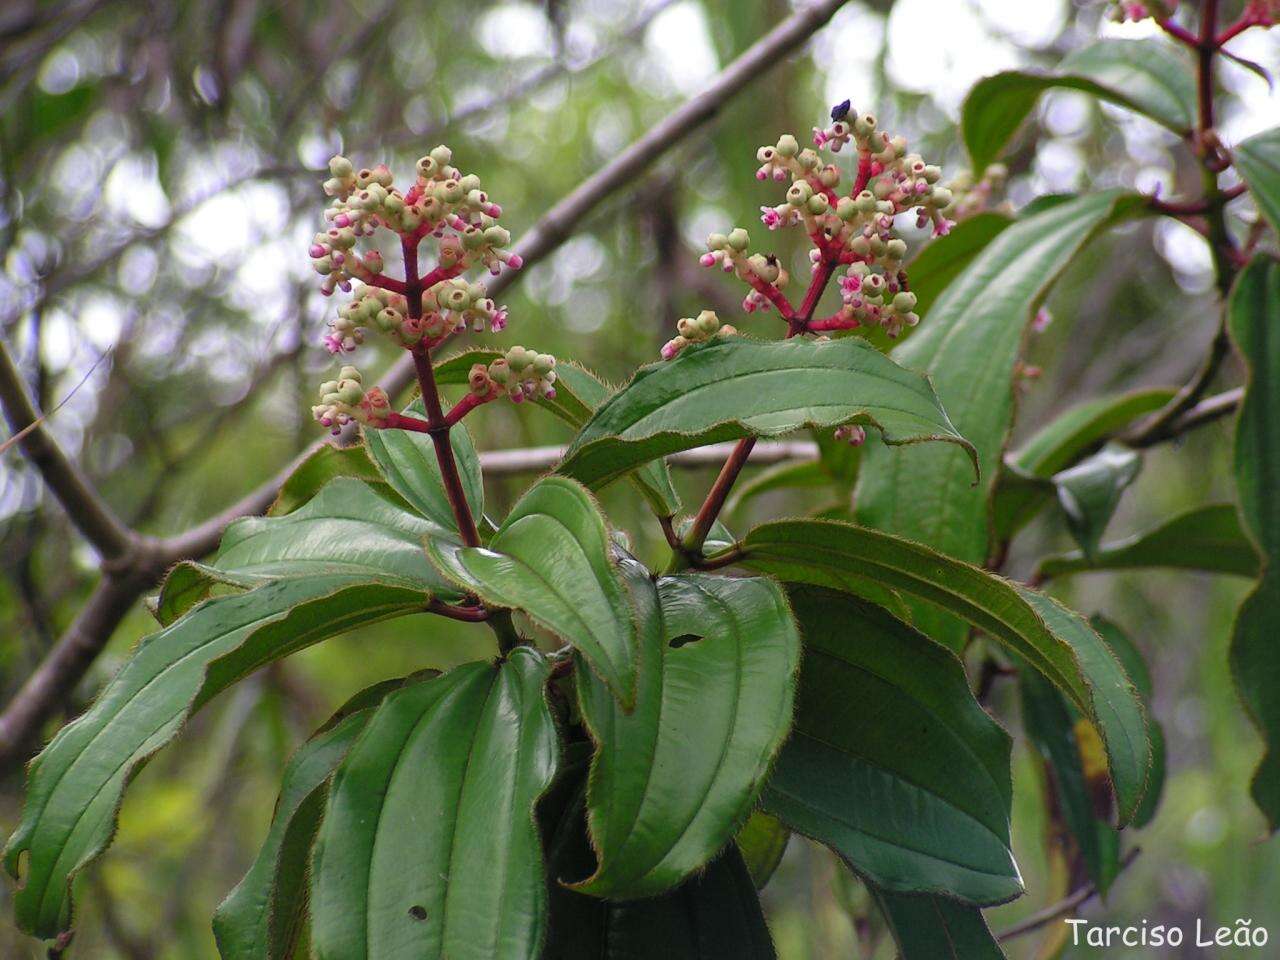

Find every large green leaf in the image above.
[1037,503,1259,580]
[994,387,1174,539]
[872,889,1006,960]
[1227,256,1280,829]
[558,336,976,493]
[429,476,638,706]
[213,693,387,960]
[1236,127,1280,235]
[573,560,800,899]
[762,589,1019,905]
[434,351,681,516]
[739,519,1152,823]
[363,399,484,531]
[155,478,462,621]
[963,39,1195,171]
[310,649,558,960]
[2,576,429,939]
[855,191,1143,650]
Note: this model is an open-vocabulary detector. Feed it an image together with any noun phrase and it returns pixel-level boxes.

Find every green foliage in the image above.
[559,336,977,494]
[740,519,1153,823]
[856,191,1145,650]
[429,476,639,706]
[872,888,1006,960]
[962,39,1196,171]
[573,562,799,899]
[311,649,557,960]
[364,400,484,530]
[1227,256,1280,829]
[763,589,1019,904]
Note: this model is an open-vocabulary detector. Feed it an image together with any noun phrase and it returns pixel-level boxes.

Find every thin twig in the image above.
[997,848,1141,942]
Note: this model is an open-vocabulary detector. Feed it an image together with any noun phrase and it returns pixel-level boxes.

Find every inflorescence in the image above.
[674,102,955,357]
[308,146,555,435]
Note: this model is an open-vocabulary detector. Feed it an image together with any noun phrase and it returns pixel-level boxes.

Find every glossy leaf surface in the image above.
[763,589,1019,904]
[310,649,558,960]
[559,336,976,493]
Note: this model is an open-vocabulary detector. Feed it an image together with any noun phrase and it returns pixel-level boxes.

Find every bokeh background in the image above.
[2,0,1278,956]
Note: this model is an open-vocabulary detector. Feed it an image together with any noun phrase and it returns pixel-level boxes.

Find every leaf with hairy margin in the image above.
[1227,255,1280,829]
[429,476,638,707]
[735,812,790,890]
[740,518,1152,823]
[2,576,432,939]
[154,478,462,621]
[434,350,681,516]
[572,561,800,899]
[363,399,484,532]
[270,442,399,517]
[762,588,1020,904]
[855,191,1145,650]
[559,336,976,495]
[963,39,1195,172]
[309,649,558,960]
[1036,503,1258,580]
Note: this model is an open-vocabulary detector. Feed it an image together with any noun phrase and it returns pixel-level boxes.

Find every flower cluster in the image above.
[661,310,738,360]
[309,145,521,354]
[943,163,1009,222]
[466,346,558,403]
[681,104,952,347]
[311,366,392,435]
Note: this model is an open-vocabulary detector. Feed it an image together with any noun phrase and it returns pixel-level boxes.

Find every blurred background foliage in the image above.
[1,0,1278,956]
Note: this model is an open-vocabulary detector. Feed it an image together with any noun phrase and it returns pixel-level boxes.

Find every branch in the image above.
[997,848,1141,942]
[0,0,849,771]
[0,341,136,562]
[1125,385,1241,448]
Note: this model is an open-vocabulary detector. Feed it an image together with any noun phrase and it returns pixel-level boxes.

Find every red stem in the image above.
[361,273,407,295]
[402,236,482,547]
[426,598,491,622]
[1157,17,1200,48]
[381,411,433,433]
[443,390,495,428]
[1216,11,1263,46]
[745,272,797,319]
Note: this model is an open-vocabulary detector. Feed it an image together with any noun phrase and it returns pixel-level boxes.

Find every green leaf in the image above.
[363,399,484,531]
[1236,127,1280,235]
[1053,442,1143,559]
[909,212,1015,321]
[740,519,1153,824]
[872,889,1006,960]
[559,336,976,494]
[727,459,832,515]
[214,700,380,960]
[855,191,1144,650]
[962,39,1195,171]
[2,576,429,939]
[762,589,1020,905]
[215,478,459,591]
[270,441,396,516]
[1036,503,1259,580]
[1091,616,1164,828]
[434,351,681,516]
[1227,255,1280,829]
[428,476,639,706]
[544,809,777,960]
[994,387,1174,539]
[573,561,800,899]
[735,811,790,890]
[310,649,558,960]
[150,562,260,626]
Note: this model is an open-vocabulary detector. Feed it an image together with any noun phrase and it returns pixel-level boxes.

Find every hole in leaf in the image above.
[408,905,428,921]
[668,633,702,649]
